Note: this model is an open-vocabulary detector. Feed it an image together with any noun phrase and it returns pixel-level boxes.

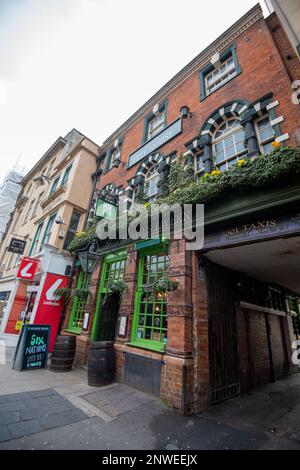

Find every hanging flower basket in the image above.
[155,277,178,292]
[108,280,127,294]
[142,283,155,293]
[73,288,91,300]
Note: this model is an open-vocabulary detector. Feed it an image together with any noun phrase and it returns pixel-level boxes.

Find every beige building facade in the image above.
[0,129,100,335]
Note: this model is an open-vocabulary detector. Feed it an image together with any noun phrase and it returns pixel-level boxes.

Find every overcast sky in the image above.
[0,0,269,182]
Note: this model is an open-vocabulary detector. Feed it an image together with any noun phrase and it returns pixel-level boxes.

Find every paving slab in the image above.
[0,336,300,450]
[0,411,21,426]
[0,388,88,442]
[8,419,43,440]
[81,383,155,418]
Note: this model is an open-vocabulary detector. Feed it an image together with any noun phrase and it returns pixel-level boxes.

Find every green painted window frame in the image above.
[91,250,127,341]
[60,164,73,187]
[39,212,57,250]
[50,175,60,194]
[29,221,44,256]
[130,243,169,352]
[198,43,241,101]
[67,270,91,333]
[141,100,168,144]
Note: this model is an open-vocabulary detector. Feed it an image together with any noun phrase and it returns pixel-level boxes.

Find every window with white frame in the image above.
[144,164,160,201]
[110,148,121,169]
[255,116,275,154]
[212,118,246,171]
[195,153,205,177]
[205,55,237,95]
[147,113,165,141]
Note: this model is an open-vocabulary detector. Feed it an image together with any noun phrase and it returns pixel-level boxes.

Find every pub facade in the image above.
[62,4,300,413]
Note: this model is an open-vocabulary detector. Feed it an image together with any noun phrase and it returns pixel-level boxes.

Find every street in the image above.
[0,335,300,450]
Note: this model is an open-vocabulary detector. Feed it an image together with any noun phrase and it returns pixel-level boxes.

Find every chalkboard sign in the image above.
[13,324,51,371]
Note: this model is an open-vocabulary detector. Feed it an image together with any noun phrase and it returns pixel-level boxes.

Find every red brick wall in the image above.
[248,310,271,386]
[237,306,290,389]
[269,315,288,380]
[236,306,251,392]
[191,254,210,412]
[97,15,300,193]
[266,13,300,84]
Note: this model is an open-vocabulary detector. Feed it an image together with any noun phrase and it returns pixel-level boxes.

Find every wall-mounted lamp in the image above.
[180,106,192,119]
[33,174,51,187]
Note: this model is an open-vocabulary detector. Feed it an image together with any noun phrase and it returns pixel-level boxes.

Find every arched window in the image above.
[212,118,245,171]
[144,164,159,201]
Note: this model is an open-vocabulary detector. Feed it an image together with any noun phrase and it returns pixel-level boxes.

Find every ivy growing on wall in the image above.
[168,154,194,193]
[67,146,300,252]
[159,146,300,205]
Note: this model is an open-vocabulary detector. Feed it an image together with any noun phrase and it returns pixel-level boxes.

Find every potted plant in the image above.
[155,276,178,292]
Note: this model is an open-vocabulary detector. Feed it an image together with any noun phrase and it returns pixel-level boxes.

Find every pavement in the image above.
[0,334,300,450]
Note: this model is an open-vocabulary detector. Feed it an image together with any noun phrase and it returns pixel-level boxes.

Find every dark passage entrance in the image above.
[94,293,120,341]
[206,262,240,404]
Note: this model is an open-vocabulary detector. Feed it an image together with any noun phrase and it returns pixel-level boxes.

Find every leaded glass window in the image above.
[68,270,91,333]
[144,164,159,201]
[255,116,275,154]
[133,251,170,350]
[212,118,246,171]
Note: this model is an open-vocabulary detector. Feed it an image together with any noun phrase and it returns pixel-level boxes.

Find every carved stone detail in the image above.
[167,305,193,317]
[169,266,192,277]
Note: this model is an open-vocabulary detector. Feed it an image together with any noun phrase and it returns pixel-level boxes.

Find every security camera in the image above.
[55,216,65,225]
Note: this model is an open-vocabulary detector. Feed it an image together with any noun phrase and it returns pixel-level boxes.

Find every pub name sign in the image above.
[127,118,182,168]
[8,238,26,255]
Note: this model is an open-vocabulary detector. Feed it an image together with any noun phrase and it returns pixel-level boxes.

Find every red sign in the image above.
[33,273,69,352]
[16,258,39,281]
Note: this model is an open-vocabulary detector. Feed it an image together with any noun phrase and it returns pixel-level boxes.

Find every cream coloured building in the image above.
[0,128,100,334]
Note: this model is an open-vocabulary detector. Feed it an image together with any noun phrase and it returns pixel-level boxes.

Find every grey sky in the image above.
[0,0,268,182]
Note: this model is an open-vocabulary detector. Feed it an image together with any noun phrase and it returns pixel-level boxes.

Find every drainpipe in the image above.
[58,152,105,335]
[83,152,106,228]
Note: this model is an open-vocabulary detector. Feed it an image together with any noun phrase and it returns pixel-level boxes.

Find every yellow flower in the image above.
[237,159,245,167]
[75,231,85,238]
[271,141,281,148]
[202,173,210,179]
[143,202,150,208]
[211,169,221,177]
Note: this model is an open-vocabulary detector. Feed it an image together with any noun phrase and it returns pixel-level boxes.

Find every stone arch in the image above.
[199,99,250,139]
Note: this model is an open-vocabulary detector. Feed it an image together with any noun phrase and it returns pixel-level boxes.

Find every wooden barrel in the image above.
[50,335,76,372]
[87,341,114,386]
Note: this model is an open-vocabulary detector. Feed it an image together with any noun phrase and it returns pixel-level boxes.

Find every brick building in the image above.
[63,4,300,413]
